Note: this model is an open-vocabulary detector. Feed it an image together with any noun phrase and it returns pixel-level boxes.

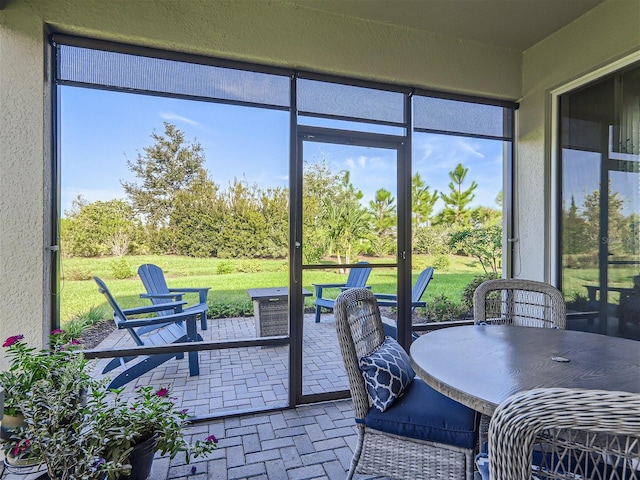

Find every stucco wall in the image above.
[517,0,640,281]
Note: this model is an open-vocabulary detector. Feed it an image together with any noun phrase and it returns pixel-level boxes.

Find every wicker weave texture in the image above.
[488,388,640,480]
[253,298,289,336]
[334,288,476,480]
[473,279,567,329]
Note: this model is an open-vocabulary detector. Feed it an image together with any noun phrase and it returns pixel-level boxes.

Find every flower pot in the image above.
[118,435,158,480]
[1,411,25,440]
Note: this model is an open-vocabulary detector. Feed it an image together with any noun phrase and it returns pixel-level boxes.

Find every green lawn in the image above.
[60,254,485,325]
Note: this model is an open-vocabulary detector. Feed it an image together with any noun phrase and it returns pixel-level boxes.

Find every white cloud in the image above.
[159,112,200,127]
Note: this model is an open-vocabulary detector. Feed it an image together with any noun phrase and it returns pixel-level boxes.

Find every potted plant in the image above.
[95,385,218,480]
[1,333,218,480]
[0,331,83,466]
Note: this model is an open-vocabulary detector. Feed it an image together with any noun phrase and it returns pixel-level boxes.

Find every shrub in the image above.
[61,306,109,341]
[424,294,466,322]
[412,256,429,272]
[65,268,92,281]
[216,260,235,275]
[433,254,450,270]
[109,257,134,279]
[238,260,262,273]
[460,272,500,315]
[209,296,253,318]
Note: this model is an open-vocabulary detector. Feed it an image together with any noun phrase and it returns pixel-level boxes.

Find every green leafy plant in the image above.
[424,293,466,322]
[238,260,262,273]
[109,257,134,279]
[460,272,500,315]
[216,260,235,275]
[0,331,81,417]
[1,333,218,479]
[98,385,218,464]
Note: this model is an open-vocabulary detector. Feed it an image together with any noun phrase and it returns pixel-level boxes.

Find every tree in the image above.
[368,188,396,257]
[301,160,343,263]
[324,171,370,265]
[122,122,209,231]
[411,173,439,229]
[438,163,478,226]
[449,224,502,274]
[217,178,269,259]
[562,195,588,255]
[170,173,222,257]
[61,195,142,257]
[581,183,626,254]
[259,187,289,258]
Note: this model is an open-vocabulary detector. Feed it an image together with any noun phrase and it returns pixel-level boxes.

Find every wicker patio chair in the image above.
[487,388,640,480]
[334,288,479,480]
[474,279,567,329]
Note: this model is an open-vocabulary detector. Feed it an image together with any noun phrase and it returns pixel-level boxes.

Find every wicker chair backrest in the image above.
[334,288,387,421]
[474,279,567,329]
[488,387,640,480]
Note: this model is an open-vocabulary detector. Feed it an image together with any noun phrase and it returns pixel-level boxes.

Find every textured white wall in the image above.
[516,0,640,281]
[0,11,47,354]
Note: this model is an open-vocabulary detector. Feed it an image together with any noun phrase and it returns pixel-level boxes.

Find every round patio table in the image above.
[410,324,640,416]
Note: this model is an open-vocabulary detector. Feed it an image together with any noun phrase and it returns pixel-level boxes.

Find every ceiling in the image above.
[292,0,605,51]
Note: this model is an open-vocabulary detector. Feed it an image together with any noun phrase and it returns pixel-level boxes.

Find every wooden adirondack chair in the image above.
[375,267,434,340]
[94,276,203,389]
[137,263,210,330]
[374,267,434,310]
[313,262,372,323]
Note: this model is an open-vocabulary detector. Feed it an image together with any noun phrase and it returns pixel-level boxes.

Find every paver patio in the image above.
[88,313,350,416]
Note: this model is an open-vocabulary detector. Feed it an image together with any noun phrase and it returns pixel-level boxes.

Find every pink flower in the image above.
[51,329,65,335]
[205,435,217,443]
[155,387,169,397]
[70,339,81,345]
[12,438,30,457]
[3,335,24,347]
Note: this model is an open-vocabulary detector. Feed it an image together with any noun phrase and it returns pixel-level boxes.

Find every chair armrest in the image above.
[140,292,185,301]
[122,301,187,316]
[312,283,347,289]
[117,311,198,329]
[169,287,210,303]
[374,293,397,300]
[313,283,347,298]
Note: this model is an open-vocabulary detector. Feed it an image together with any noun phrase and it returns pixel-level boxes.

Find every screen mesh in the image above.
[414,95,508,138]
[298,78,404,124]
[58,45,290,107]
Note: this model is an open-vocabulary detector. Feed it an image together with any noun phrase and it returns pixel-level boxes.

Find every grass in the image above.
[59,254,487,325]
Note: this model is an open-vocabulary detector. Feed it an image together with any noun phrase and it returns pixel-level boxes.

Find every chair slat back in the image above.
[345,262,372,288]
[138,263,173,306]
[334,288,386,420]
[412,267,434,302]
[93,276,144,345]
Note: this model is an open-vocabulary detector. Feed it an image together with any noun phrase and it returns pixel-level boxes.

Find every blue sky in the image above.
[60,87,504,216]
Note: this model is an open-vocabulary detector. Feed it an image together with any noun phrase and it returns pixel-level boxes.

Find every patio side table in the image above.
[247,287,312,337]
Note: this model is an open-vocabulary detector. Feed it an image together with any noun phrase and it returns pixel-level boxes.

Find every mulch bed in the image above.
[77,321,116,349]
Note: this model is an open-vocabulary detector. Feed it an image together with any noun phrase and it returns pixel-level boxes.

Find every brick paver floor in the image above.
[1,314,397,479]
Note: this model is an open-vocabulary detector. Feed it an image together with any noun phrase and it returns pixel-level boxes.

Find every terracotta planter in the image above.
[118,434,158,480]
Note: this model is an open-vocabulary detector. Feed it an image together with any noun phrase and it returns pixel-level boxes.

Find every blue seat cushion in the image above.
[358,377,479,449]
